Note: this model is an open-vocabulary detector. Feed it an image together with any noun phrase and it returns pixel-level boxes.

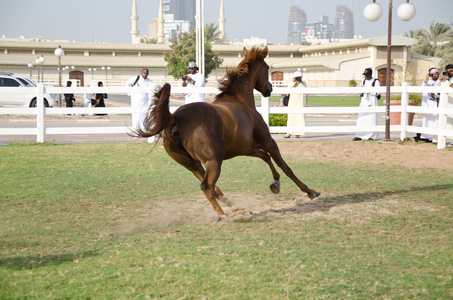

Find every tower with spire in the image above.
[218,0,226,40]
[131,0,139,44]
[157,0,164,43]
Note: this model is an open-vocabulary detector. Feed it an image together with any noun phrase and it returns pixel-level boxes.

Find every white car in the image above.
[0,73,58,107]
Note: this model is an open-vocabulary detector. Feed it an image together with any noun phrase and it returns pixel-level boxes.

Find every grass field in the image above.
[261,95,385,107]
[1,142,452,299]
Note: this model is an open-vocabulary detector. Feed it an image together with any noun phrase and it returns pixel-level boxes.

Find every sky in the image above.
[0,0,452,45]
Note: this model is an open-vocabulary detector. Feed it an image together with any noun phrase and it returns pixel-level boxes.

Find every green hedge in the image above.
[269,114,287,126]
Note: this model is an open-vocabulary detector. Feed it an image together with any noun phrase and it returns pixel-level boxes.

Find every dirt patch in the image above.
[278,141,453,170]
[130,141,452,227]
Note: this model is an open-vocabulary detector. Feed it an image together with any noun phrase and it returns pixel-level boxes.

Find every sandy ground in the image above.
[278,141,453,170]
[132,141,452,227]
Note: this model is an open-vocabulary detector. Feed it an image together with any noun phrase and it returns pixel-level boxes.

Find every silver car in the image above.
[0,73,58,107]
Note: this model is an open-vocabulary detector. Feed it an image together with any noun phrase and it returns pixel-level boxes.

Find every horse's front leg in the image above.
[265,140,320,200]
[247,149,281,194]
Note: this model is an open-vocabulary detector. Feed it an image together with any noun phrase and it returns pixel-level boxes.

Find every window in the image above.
[0,78,21,87]
[272,71,283,82]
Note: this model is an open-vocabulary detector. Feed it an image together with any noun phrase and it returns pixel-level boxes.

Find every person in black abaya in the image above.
[94,81,108,116]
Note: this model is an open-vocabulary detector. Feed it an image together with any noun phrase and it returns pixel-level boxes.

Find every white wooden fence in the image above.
[1,82,452,149]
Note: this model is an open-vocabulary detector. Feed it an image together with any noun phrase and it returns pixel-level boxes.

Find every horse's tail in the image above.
[132,83,175,139]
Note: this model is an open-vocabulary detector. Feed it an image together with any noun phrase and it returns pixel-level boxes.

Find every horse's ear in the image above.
[261,46,269,58]
[243,47,249,57]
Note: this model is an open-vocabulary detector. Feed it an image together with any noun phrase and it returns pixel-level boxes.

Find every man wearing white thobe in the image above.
[418,68,440,142]
[354,68,380,141]
[125,68,155,142]
[182,62,206,104]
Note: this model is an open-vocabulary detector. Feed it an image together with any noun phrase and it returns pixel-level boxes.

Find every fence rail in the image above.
[1,82,452,149]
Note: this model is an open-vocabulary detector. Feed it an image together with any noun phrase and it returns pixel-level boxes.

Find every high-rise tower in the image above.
[335,5,354,39]
[287,5,307,44]
[163,0,196,30]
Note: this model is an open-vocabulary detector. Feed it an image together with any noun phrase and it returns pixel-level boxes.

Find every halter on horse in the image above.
[134,46,320,220]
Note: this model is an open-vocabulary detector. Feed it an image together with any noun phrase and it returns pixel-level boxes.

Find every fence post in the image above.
[261,95,269,126]
[37,83,45,143]
[400,81,409,140]
[437,81,449,149]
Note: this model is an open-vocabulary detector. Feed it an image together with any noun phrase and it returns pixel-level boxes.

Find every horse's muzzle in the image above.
[263,82,273,97]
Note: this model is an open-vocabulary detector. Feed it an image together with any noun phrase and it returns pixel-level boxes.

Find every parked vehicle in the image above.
[0,73,58,107]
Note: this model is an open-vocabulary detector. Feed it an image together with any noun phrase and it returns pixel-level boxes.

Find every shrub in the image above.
[269,114,287,126]
[390,94,422,106]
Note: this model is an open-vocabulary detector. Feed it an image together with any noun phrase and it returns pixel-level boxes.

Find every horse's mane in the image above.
[215,47,266,99]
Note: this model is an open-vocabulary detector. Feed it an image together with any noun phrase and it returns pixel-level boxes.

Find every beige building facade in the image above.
[0,36,440,88]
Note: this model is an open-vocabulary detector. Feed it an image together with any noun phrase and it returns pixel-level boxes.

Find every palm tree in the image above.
[204,23,221,44]
[406,21,453,69]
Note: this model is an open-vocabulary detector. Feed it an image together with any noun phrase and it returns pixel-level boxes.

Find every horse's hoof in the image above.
[309,191,321,199]
[216,215,227,223]
[270,181,280,194]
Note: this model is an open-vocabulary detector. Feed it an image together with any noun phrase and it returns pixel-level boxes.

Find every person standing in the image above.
[353,68,380,141]
[284,69,307,138]
[94,81,108,116]
[125,68,154,130]
[434,64,453,146]
[64,81,75,108]
[182,62,206,104]
[64,81,75,115]
[82,84,91,116]
[416,68,440,142]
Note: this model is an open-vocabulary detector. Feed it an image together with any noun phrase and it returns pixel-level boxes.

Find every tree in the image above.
[205,23,228,45]
[164,30,223,79]
[406,21,453,69]
[141,37,157,44]
[204,23,220,43]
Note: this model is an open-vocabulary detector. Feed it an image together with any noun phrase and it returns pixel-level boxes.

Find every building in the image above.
[287,5,307,45]
[303,15,335,44]
[335,5,354,40]
[163,0,196,30]
[0,36,440,89]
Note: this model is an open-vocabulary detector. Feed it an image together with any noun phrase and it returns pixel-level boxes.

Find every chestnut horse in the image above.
[135,46,320,220]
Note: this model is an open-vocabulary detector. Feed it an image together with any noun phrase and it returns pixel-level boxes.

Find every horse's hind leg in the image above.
[248,149,281,194]
[163,138,231,211]
[264,140,320,199]
[200,159,226,217]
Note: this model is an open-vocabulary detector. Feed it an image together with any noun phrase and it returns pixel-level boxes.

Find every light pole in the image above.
[88,68,96,80]
[35,56,45,83]
[364,0,416,140]
[27,62,33,78]
[35,58,41,82]
[54,45,64,107]
[38,55,45,83]
[101,66,110,81]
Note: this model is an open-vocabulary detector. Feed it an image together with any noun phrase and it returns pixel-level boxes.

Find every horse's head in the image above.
[243,46,273,97]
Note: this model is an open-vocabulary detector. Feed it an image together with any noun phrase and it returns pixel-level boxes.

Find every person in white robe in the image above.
[82,84,92,116]
[353,68,380,141]
[182,62,206,104]
[125,68,155,142]
[433,64,453,145]
[284,69,307,138]
[417,68,440,142]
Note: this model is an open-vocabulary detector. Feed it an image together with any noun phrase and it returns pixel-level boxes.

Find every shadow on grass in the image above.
[253,184,453,218]
[0,250,99,270]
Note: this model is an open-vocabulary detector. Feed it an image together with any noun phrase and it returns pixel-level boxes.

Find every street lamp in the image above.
[101,66,110,81]
[54,45,64,107]
[27,62,33,78]
[38,56,45,82]
[88,68,96,79]
[35,55,45,83]
[364,0,416,140]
